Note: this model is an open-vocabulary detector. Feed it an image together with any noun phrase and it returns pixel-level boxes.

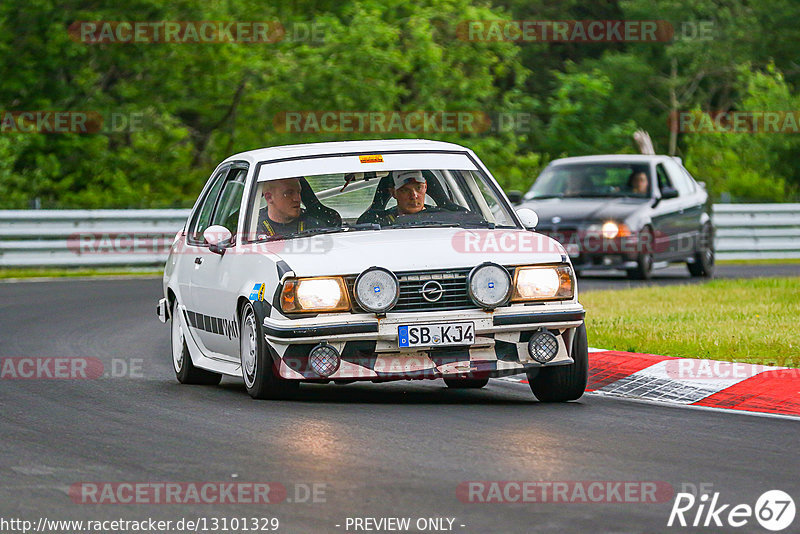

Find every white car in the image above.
[157,139,588,401]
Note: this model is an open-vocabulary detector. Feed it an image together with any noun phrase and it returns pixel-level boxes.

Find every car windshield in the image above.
[525,163,652,200]
[246,168,517,241]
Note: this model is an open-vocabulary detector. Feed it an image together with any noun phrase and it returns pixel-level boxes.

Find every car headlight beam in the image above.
[602,221,619,239]
[511,265,574,302]
[281,277,350,313]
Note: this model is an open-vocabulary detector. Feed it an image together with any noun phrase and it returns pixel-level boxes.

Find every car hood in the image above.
[271,227,565,276]
[520,198,648,226]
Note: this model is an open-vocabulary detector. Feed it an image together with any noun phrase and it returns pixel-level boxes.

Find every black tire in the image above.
[688,224,715,278]
[627,228,654,280]
[528,323,588,402]
[170,300,222,385]
[443,377,490,389]
[239,301,299,400]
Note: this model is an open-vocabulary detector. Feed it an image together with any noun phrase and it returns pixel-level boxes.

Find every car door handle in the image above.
[194,257,203,265]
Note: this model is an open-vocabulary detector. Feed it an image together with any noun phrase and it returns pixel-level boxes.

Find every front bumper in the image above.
[265,305,585,381]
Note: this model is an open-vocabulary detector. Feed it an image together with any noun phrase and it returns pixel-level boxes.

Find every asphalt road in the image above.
[577,261,800,291]
[0,273,798,533]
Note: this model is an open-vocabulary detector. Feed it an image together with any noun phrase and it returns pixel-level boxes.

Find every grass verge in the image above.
[581,277,799,367]
[0,268,161,280]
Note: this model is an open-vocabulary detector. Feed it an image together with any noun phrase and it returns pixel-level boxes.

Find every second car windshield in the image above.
[526,163,652,199]
[247,168,518,240]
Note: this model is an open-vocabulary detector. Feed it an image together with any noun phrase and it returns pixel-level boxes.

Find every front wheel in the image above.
[240,302,298,400]
[627,228,654,280]
[688,225,715,278]
[528,324,588,402]
[171,300,222,385]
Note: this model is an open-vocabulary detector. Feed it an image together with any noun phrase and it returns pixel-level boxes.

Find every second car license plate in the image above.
[398,322,475,348]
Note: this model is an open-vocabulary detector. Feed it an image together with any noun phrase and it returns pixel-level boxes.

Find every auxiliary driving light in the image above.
[527,330,559,363]
[467,262,512,309]
[309,343,341,377]
[354,267,399,314]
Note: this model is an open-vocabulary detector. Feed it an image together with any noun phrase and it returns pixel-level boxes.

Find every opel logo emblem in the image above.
[551,216,561,224]
[421,281,444,302]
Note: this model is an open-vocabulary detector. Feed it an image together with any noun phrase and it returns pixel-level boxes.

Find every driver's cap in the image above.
[392,170,425,190]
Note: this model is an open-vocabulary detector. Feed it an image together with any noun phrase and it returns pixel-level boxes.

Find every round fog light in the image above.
[528,331,559,363]
[309,343,341,377]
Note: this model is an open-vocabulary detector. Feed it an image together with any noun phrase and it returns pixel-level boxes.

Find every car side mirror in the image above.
[516,208,538,229]
[661,187,679,199]
[507,190,523,204]
[204,225,232,255]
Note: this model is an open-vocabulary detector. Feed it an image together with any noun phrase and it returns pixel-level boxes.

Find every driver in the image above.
[376,170,438,225]
[627,171,650,195]
[257,177,325,237]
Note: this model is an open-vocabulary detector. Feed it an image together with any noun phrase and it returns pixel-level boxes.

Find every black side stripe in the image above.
[182,307,239,339]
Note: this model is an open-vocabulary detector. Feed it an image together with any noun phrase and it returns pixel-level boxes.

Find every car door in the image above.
[178,164,231,351]
[188,164,249,358]
[650,163,684,260]
[664,158,705,256]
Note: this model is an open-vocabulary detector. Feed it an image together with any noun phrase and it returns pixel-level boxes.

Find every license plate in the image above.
[398,322,475,348]
[565,243,580,257]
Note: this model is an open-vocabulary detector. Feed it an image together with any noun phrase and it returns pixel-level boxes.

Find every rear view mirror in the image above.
[661,187,679,199]
[507,190,523,204]
[516,208,538,229]
[204,225,232,255]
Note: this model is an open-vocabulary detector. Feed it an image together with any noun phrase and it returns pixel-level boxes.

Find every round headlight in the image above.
[467,262,511,309]
[354,267,399,313]
[602,221,619,239]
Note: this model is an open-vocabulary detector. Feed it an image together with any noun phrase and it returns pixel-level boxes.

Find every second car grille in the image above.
[537,227,578,245]
[346,268,476,313]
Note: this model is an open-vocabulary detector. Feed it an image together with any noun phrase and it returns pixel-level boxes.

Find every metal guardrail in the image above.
[0,210,190,267]
[712,204,800,260]
[0,205,798,267]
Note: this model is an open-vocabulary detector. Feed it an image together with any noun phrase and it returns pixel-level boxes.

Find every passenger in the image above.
[257,177,325,237]
[563,172,591,196]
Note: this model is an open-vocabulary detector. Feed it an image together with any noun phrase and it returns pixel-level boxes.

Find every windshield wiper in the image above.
[390,221,462,229]
[344,222,381,231]
[527,194,564,200]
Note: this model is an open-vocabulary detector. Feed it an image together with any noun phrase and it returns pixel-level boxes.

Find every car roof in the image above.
[222,139,471,165]
[548,154,682,166]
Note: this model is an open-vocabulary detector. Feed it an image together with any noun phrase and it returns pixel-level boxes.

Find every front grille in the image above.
[346,268,477,313]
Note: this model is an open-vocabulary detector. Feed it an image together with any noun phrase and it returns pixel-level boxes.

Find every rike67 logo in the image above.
[668,489,795,531]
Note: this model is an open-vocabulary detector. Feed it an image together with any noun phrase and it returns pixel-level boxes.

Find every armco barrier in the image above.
[0,205,798,267]
[713,203,800,260]
[0,209,190,267]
